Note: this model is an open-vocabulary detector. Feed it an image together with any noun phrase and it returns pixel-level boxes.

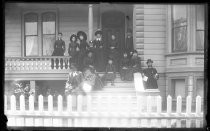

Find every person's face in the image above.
[108,60,113,64]
[58,34,62,39]
[123,53,127,57]
[147,62,152,67]
[79,35,84,40]
[72,37,76,42]
[111,35,115,40]
[96,34,101,38]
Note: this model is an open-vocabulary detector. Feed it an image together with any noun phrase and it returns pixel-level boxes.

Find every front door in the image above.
[102,11,125,55]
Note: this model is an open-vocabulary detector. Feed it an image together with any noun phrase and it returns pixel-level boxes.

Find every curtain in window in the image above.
[172,5,187,52]
[42,12,56,56]
[24,13,38,56]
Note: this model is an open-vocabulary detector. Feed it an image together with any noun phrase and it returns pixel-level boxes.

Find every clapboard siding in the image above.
[136,15,166,20]
[136,8,166,15]
[136,26,166,32]
[136,32,165,38]
[136,20,165,26]
[5,5,22,57]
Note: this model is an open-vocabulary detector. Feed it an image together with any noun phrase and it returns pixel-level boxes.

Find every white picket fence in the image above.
[4,94,203,128]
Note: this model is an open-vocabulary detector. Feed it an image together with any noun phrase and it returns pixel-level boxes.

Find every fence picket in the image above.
[157,95,162,114]
[67,95,72,112]
[38,95,43,112]
[196,96,202,115]
[20,95,25,111]
[176,96,182,114]
[167,95,172,115]
[195,119,201,128]
[10,95,16,111]
[77,95,82,112]
[29,95,34,112]
[186,119,191,128]
[48,95,53,112]
[186,95,192,115]
[58,95,63,112]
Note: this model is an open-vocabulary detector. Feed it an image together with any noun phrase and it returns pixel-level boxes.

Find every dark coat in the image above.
[104,64,116,80]
[77,40,89,71]
[130,56,141,73]
[125,36,134,56]
[68,42,79,63]
[52,39,65,56]
[93,39,105,72]
[143,67,158,89]
[120,57,132,81]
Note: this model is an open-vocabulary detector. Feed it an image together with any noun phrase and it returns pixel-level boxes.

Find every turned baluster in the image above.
[13,59,17,71]
[16,60,20,71]
[63,58,66,69]
[48,58,52,70]
[26,59,29,70]
[9,59,12,70]
[58,58,61,70]
[22,59,26,70]
[30,59,33,70]
[67,59,70,69]
[39,59,43,70]
[53,58,56,69]
[35,59,38,70]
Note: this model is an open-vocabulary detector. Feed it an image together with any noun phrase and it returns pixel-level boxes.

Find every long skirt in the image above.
[120,68,133,81]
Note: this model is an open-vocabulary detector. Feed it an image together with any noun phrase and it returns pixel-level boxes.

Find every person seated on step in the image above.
[102,58,116,86]
[142,59,159,89]
[119,52,131,81]
[130,50,142,80]
[83,50,95,73]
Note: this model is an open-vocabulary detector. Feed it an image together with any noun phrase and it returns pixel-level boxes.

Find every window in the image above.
[42,12,56,56]
[195,78,204,98]
[172,5,188,52]
[171,79,186,98]
[24,13,38,56]
[23,11,57,56]
[196,5,205,51]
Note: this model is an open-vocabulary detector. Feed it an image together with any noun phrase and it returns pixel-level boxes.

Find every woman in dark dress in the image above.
[68,34,79,64]
[93,29,105,72]
[83,51,95,72]
[77,31,89,71]
[130,50,142,80]
[142,59,159,89]
[120,52,131,81]
[125,29,134,58]
[108,34,120,72]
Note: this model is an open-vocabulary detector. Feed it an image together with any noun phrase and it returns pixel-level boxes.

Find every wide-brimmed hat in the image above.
[95,29,102,36]
[77,31,87,41]
[146,59,153,64]
[70,34,77,42]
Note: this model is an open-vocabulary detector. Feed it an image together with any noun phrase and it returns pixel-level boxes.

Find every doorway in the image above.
[101,10,125,55]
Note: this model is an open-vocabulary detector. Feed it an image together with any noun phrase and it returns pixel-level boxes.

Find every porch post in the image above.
[187,75,194,97]
[88,4,93,41]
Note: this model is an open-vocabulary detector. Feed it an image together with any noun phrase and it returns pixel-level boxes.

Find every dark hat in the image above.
[70,34,77,42]
[146,59,153,64]
[77,31,87,41]
[95,29,102,36]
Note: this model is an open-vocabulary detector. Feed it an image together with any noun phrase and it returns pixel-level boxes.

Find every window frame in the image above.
[21,9,58,57]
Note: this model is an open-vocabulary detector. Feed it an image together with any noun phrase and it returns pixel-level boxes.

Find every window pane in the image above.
[173,26,187,52]
[196,5,204,30]
[42,12,56,34]
[25,22,37,35]
[26,36,38,56]
[196,31,204,51]
[173,5,187,27]
[196,79,204,98]
[43,35,56,56]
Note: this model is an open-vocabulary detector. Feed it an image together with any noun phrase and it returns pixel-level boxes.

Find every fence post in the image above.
[38,95,43,112]
[77,95,82,112]
[29,95,34,112]
[10,95,16,111]
[176,96,182,114]
[157,95,162,114]
[147,96,151,114]
[167,95,172,115]
[58,95,63,112]
[20,95,25,111]
[48,95,53,112]
[186,95,192,115]
[196,96,202,116]
[67,95,72,112]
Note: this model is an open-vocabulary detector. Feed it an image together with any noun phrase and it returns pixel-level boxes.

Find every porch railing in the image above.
[5,94,203,128]
[5,56,71,72]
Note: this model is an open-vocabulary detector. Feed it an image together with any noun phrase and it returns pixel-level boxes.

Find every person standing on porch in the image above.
[108,34,120,72]
[52,32,65,69]
[120,52,132,81]
[142,59,159,89]
[68,34,79,64]
[125,29,134,58]
[130,50,142,80]
[83,50,95,72]
[93,29,105,72]
[77,31,89,71]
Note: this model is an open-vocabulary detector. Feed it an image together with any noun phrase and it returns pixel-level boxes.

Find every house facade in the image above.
[4,3,205,103]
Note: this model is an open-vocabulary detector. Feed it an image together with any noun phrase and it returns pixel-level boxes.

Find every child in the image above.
[120,52,131,81]
[103,58,116,86]
[68,34,79,64]
[52,32,65,56]
[130,50,142,80]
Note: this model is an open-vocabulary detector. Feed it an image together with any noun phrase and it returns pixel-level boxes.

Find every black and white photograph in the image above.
[3,2,207,130]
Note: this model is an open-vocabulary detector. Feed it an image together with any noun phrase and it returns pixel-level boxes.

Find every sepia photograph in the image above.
[3,2,207,130]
